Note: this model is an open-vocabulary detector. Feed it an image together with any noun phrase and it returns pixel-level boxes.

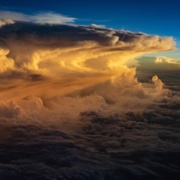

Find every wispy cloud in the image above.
[0,11,76,26]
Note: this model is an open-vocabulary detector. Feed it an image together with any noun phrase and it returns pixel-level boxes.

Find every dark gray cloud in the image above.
[0,22,175,50]
[0,102,180,179]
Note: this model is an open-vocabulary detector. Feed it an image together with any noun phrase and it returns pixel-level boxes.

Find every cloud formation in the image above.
[155,56,180,64]
[0,11,76,26]
[137,56,180,72]
[0,18,179,179]
[0,22,175,103]
[0,22,175,72]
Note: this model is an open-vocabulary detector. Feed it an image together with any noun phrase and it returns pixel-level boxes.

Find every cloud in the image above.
[0,17,179,179]
[32,12,76,24]
[0,23,175,72]
[152,75,164,91]
[136,56,180,72]
[0,19,14,28]
[0,11,76,25]
[0,21,176,110]
[155,56,180,64]
[90,24,106,28]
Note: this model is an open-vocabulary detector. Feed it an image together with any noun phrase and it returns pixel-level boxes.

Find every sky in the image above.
[0,1,180,179]
[0,0,180,60]
[0,0,180,59]
[0,0,179,35]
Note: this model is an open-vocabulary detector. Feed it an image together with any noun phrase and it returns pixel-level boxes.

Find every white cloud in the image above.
[90,24,106,28]
[0,11,76,25]
[32,12,76,24]
[155,56,180,64]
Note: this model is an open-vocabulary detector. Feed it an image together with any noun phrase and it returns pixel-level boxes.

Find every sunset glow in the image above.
[0,1,180,179]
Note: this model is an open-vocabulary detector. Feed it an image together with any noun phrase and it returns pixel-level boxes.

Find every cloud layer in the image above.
[0,17,179,179]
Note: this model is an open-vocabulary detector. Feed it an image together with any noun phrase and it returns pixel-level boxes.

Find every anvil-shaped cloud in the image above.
[0,13,176,103]
[0,16,176,121]
[0,12,180,180]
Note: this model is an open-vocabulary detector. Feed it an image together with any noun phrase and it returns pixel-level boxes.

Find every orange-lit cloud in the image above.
[0,12,179,180]
[0,20,177,123]
[0,23,175,72]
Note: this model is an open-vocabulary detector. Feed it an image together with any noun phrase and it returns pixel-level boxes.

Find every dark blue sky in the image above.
[0,0,180,57]
[0,0,179,36]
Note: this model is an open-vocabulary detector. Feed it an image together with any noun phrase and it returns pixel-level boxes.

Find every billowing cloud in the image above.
[0,18,177,123]
[152,75,164,91]
[0,22,175,102]
[0,22,175,72]
[0,18,179,179]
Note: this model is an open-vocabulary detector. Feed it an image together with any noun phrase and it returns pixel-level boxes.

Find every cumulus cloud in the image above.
[0,17,179,179]
[136,56,180,72]
[155,56,180,64]
[152,75,164,91]
[0,23,175,72]
[0,22,176,109]
[0,23,174,104]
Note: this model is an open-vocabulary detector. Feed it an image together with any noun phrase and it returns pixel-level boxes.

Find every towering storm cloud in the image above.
[0,12,180,180]
[0,19,175,100]
[0,16,177,123]
[0,11,177,130]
